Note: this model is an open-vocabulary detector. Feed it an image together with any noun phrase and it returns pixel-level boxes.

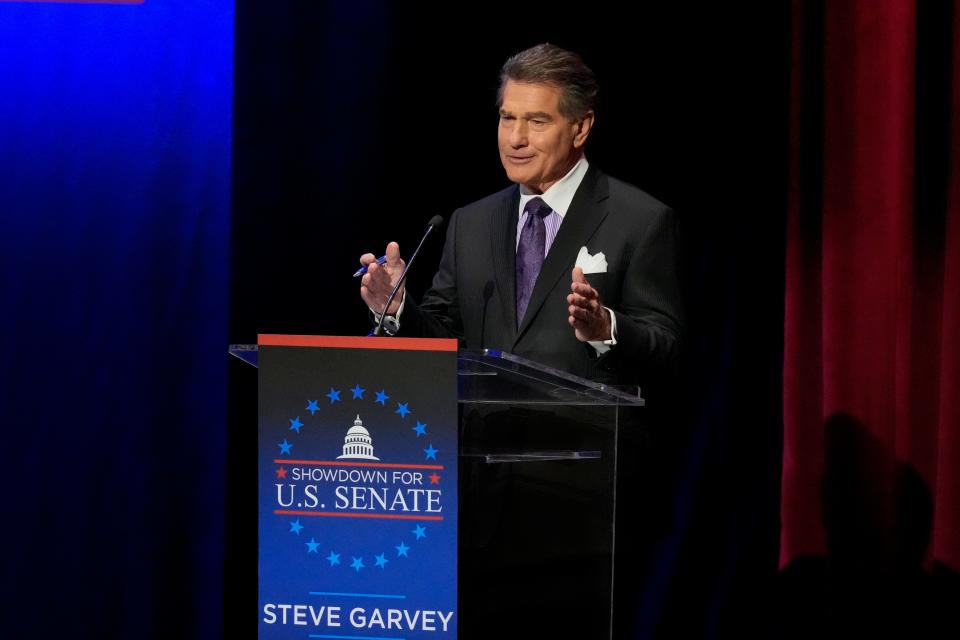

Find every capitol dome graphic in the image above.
[336,415,380,460]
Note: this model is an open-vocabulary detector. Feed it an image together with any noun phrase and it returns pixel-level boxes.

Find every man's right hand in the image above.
[359,242,405,316]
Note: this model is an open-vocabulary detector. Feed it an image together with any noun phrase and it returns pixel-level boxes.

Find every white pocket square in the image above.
[575,246,608,274]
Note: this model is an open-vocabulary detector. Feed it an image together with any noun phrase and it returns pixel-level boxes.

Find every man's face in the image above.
[497,80,592,194]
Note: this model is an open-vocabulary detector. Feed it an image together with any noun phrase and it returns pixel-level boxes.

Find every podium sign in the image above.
[257,335,459,639]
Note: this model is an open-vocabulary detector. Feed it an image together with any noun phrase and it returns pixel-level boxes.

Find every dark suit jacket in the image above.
[399,165,683,387]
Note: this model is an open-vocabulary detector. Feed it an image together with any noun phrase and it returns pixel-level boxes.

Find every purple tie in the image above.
[516,197,552,327]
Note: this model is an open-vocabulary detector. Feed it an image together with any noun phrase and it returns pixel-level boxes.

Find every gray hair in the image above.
[497,43,598,121]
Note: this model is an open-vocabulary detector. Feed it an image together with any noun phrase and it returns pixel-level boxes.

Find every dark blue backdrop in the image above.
[0,1,232,637]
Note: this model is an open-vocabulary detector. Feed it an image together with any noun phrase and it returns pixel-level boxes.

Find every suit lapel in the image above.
[514,166,610,345]
[491,185,520,337]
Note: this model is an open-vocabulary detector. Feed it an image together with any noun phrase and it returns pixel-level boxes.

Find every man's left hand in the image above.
[567,267,612,342]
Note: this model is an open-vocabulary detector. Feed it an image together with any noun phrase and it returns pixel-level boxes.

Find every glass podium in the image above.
[231,345,646,639]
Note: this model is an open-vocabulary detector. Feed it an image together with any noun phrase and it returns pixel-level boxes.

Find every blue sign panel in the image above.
[258,336,459,640]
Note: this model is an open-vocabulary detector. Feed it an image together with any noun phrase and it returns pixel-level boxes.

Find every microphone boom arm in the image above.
[373,215,444,336]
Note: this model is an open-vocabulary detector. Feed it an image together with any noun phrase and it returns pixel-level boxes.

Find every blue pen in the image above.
[352,255,387,277]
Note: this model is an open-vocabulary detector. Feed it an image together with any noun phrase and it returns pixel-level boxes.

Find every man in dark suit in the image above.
[360,43,682,387]
[361,45,683,636]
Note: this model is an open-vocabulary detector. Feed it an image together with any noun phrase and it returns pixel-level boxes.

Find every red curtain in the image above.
[782,0,960,580]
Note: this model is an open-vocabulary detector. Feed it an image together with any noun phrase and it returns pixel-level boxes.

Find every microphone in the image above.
[372,215,444,336]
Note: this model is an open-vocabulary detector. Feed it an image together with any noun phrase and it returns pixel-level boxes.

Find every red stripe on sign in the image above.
[274,510,444,521]
[274,459,443,470]
[258,334,458,352]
